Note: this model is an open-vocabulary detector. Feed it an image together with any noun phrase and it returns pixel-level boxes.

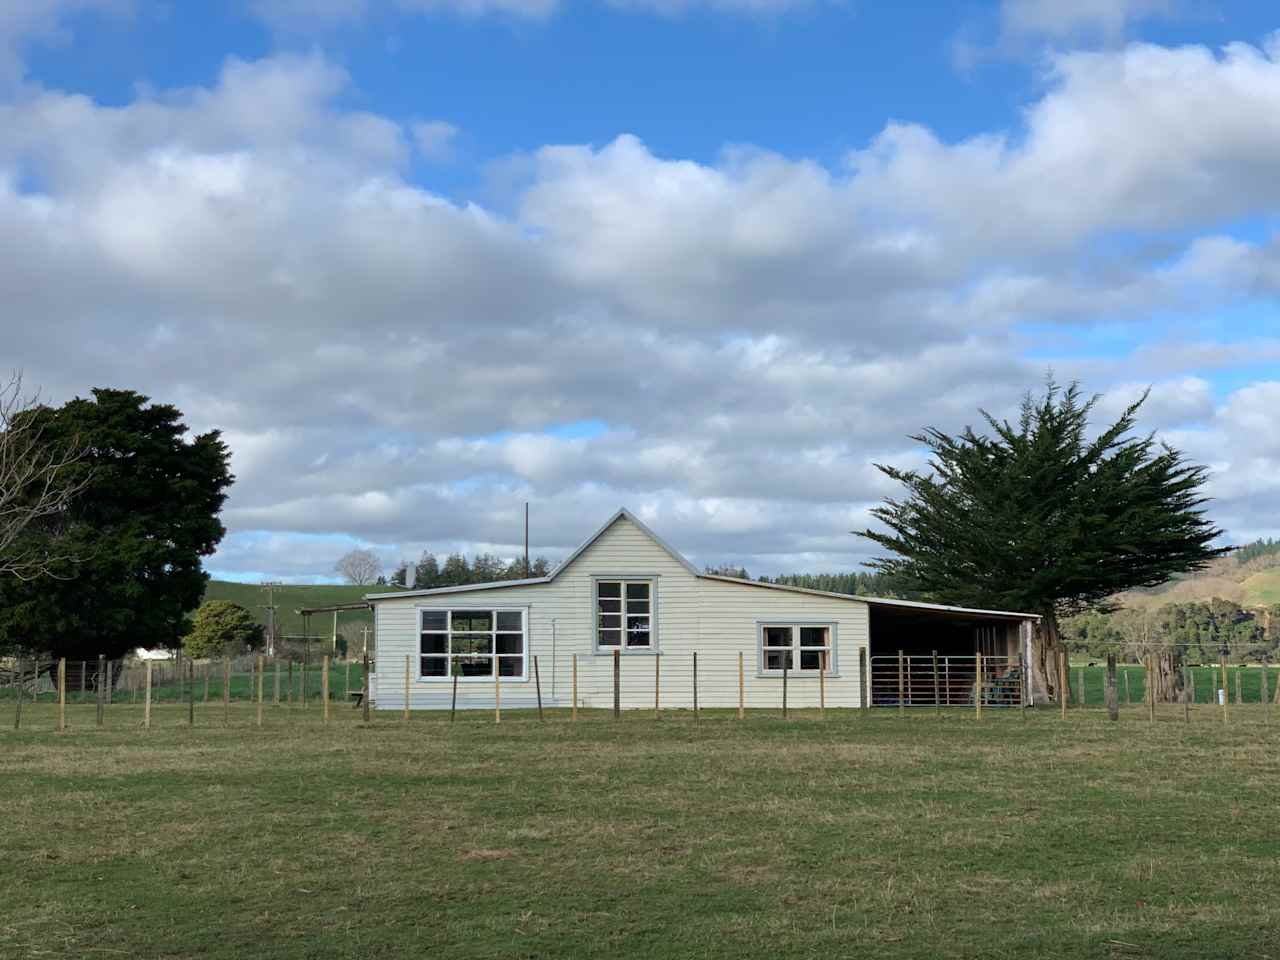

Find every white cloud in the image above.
[5,37,1280,578]
[1001,0,1177,43]
[412,120,458,161]
[0,0,131,86]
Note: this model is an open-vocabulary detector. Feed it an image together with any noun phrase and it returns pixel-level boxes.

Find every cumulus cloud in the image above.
[5,34,1280,578]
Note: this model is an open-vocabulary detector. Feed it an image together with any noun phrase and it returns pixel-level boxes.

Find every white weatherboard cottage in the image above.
[365,509,1039,712]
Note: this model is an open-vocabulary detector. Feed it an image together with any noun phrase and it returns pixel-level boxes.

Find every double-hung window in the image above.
[760,624,833,674]
[419,609,527,680]
[596,579,653,650]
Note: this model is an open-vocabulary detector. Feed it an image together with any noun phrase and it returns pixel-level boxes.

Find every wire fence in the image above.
[5,650,1279,730]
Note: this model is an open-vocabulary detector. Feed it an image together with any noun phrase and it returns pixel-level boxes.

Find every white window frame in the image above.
[417,606,530,682]
[757,621,837,677]
[592,575,658,654]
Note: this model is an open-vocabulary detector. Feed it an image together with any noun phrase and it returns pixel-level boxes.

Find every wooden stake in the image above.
[273,659,280,706]
[96,654,105,727]
[859,647,868,712]
[1123,670,1131,706]
[322,655,330,725]
[1018,652,1029,720]
[257,655,265,727]
[1106,653,1118,721]
[57,658,66,732]
[12,658,23,730]
[737,651,745,720]
[1234,670,1241,708]
[534,655,544,721]
[1058,650,1067,720]
[1077,667,1085,707]
[361,651,371,723]
[975,651,983,720]
[344,660,351,703]
[144,661,152,729]
[932,650,940,716]
[188,661,195,726]
[80,659,86,700]
[897,649,905,717]
[1262,666,1270,724]
[571,654,578,722]
[450,670,458,722]
[653,652,660,720]
[494,654,501,724]
[1182,668,1190,724]
[1221,655,1229,725]
[612,649,620,720]
[782,653,789,719]
[404,654,412,722]
[223,656,230,725]
[1146,656,1155,723]
[287,660,293,704]
[692,651,699,721]
[819,650,826,720]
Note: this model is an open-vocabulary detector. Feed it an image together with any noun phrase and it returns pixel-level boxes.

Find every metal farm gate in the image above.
[869,654,1026,708]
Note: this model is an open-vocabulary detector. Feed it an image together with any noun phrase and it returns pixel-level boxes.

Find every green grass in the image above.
[4,704,1280,958]
[1241,568,1280,606]
[1062,664,1279,706]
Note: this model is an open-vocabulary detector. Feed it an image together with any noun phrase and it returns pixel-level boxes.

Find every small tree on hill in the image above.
[184,600,264,659]
[334,548,381,585]
[859,381,1229,703]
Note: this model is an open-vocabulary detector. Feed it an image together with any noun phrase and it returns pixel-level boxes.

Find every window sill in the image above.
[757,673,841,680]
[593,648,659,656]
[415,677,530,683]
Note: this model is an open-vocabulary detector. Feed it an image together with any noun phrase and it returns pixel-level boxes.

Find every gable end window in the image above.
[419,608,527,680]
[596,579,653,650]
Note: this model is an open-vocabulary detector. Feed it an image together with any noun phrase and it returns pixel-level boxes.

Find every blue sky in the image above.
[5,0,1280,580]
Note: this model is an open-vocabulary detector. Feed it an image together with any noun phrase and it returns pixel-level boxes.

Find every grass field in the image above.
[5,703,1280,959]
[202,580,406,642]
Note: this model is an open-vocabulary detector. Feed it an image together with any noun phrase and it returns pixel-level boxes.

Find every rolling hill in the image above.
[201,581,403,647]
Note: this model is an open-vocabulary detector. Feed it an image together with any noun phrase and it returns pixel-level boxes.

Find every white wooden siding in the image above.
[372,514,870,711]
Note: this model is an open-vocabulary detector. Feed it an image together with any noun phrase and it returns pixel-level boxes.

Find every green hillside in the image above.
[1241,568,1280,606]
[202,581,404,646]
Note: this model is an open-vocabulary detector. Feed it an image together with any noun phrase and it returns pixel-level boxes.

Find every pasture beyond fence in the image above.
[4,650,1279,731]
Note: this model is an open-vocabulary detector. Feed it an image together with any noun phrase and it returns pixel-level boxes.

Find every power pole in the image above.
[259,581,281,657]
[360,626,371,659]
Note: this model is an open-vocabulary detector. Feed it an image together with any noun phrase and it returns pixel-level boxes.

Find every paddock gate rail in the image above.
[869,654,1025,708]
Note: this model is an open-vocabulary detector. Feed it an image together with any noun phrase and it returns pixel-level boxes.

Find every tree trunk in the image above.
[1029,611,1068,704]
[1147,648,1185,703]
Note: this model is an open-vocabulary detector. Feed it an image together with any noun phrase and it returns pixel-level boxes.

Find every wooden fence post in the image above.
[860,647,868,712]
[1234,670,1242,708]
[819,650,826,720]
[144,661,152,729]
[1058,650,1068,720]
[188,660,195,727]
[222,656,230,725]
[897,649,905,717]
[57,658,66,732]
[494,655,501,724]
[975,651,983,720]
[1262,666,1270,724]
[286,660,292,705]
[203,664,210,704]
[534,655,544,721]
[1106,653,1118,721]
[257,656,265,727]
[1077,667,1085,707]
[344,660,351,703]
[96,654,106,727]
[12,658,24,730]
[612,649,620,720]
[1146,656,1155,723]
[404,654,412,723]
[273,659,280,706]
[782,654,789,719]
[653,653,660,720]
[1220,655,1229,725]
[450,670,458,723]
[737,651,745,720]
[1182,667,1190,724]
[692,651,699,721]
[1123,670,1130,706]
[361,651,371,724]
[80,659,86,700]
[932,650,940,717]
[571,654,578,722]
[322,655,331,725]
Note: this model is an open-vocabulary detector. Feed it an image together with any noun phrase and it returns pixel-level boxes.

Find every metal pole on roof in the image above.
[524,502,530,578]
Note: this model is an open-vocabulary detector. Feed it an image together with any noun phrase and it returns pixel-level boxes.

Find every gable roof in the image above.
[366,509,1038,620]
[364,507,696,601]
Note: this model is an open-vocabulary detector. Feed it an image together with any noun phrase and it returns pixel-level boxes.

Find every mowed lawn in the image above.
[4,704,1280,959]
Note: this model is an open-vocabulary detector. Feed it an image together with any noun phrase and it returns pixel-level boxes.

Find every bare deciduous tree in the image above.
[334,547,382,585]
[0,372,89,580]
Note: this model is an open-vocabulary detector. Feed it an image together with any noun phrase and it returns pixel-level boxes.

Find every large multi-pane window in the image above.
[596,579,652,650]
[419,609,526,680]
[760,625,833,674]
